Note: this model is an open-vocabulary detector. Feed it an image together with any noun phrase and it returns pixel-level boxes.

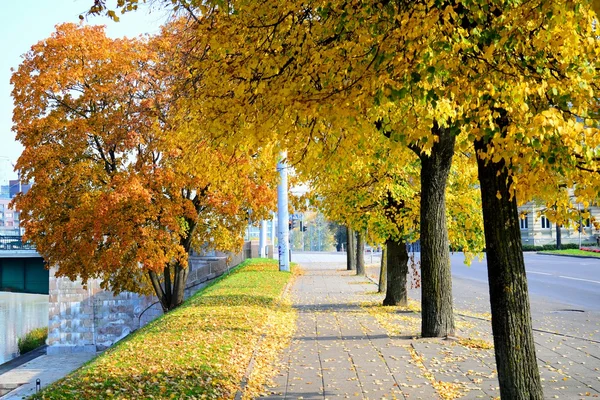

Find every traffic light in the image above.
[300,221,307,232]
[289,219,297,230]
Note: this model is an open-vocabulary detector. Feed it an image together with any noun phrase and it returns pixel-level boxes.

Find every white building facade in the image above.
[517,202,599,246]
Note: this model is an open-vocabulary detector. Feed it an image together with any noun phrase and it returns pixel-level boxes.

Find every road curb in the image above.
[535,252,600,260]
[0,345,47,376]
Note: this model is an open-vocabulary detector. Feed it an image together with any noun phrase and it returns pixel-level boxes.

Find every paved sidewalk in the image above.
[264,264,439,399]
[264,260,600,399]
[0,352,94,399]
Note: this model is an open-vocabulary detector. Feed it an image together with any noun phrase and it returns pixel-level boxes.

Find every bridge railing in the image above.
[0,236,35,250]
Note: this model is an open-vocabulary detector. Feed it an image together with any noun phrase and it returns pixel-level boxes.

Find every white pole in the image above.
[579,203,582,249]
[277,152,290,271]
[271,212,276,258]
[259,220,267,258]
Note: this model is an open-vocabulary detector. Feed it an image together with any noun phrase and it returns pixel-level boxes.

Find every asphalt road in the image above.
[291,251,600,340]
[293,251,600,311]
[450,252,600,312]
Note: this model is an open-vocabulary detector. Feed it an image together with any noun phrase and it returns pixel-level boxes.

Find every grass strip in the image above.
[33,258,296,399]
[539,249,600,258]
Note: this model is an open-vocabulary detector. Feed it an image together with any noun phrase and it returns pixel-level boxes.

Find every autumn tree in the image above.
[378,246,387,293]
[391,1,600,397]
[346,227,356,270]
[83,1,600,397]
[12,23,277,312]
[302,129,481,307]
[90,1,484,329]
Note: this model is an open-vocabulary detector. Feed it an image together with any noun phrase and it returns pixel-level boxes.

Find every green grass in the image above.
[32,258,296,399]
[539,249,600,258]
[522,243,595,252]
[18,327,47,355]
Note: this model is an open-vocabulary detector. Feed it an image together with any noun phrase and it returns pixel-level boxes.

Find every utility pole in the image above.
[277,153,290,271]
[259,220,267,258]
[271,212,276,258]
[301,215,305,251]
[578,202,582,249]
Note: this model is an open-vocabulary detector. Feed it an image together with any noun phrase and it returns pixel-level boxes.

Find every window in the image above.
[585,218,591,228]
[541,216,551,229]
[519,214,528,230]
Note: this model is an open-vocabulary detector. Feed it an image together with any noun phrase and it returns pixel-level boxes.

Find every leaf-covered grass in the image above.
[32,258,296,399]
[539,249,600,258]
[18,327,47,355]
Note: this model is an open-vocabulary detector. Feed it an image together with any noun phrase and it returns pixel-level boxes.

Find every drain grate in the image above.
[554,309,585,313]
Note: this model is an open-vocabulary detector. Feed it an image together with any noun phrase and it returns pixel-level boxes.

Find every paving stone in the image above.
[261,259,600,400]
[0,353,95,400]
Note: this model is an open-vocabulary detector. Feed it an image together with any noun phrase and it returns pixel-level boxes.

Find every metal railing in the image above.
[0,236,35,250]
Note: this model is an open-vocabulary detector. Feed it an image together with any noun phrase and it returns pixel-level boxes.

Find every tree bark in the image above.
[383,238,408,306]
[414,123,456,337]
[556,224,562,250]
[163,264,172,306]
[148,262,189,313]
[356,231,365,275]
[148,270,168,312]
[378,245,387,293]
[475,138,543,399]
[347,226,356,270]
[170,261,189,310]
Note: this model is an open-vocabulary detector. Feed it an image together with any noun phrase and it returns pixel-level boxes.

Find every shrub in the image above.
[580,247,600,253]
[521,243,594,252]
[18,327,47,355]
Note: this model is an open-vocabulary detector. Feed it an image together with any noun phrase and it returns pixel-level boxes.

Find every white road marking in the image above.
[558,276,600,285]
[527,270,600,284]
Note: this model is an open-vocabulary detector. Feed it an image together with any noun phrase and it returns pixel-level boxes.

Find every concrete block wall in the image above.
[47,268,158,354]
[48,248,248,354]
[47,269,100,354]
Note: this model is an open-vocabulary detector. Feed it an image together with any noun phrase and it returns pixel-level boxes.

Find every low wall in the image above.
[47,249,247,354]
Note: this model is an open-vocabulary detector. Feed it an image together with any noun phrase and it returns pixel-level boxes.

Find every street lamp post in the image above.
[578,202,582,249]
[277,153,290,271]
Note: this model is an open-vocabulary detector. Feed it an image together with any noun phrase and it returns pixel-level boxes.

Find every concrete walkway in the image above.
[0,352,94,399]
[264,263,438,399]
[264,258,600,399]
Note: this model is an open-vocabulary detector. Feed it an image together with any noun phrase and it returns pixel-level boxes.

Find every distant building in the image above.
[0,178,31,236]
[8,180,30,198]
[517,201,600,246]
[0,198,21,236]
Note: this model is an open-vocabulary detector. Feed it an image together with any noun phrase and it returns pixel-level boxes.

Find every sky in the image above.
[0,0,169,181]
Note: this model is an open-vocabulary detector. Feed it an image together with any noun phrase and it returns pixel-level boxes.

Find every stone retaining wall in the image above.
[47,247,251,354]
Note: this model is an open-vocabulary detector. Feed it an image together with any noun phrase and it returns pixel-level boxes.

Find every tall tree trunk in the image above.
[347,226,356,270]
[163,264,172,306]
[147,201,201,312]
[556,224,562,250]
[383,238,408,306]
[170,261,189,310]
[475,138,543,399]
[148,270,169,312]
[356,231,365,275]
[378,245,387,293]
[414,123,456,337]
[148,262,190,313]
